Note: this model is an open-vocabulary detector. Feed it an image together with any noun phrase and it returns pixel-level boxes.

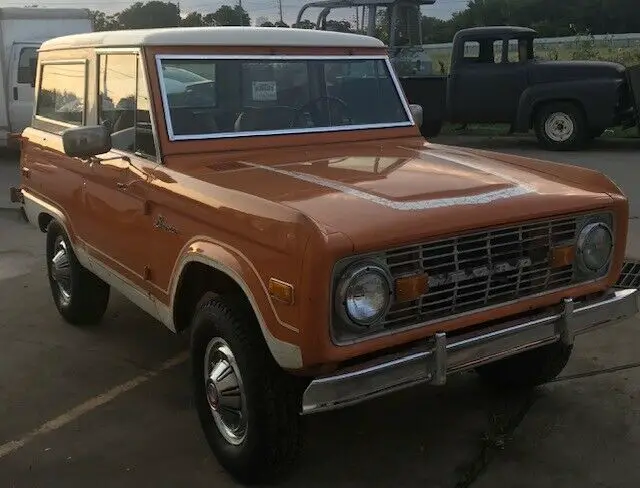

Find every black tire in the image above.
[534,102,587,151]
[45,220,110,326]
[475,341,573,390]
[190,293,304,485]
[588,127,606,140]
[420,120,443,138]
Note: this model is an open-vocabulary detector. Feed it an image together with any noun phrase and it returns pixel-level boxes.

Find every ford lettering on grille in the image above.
[429,257,533,287]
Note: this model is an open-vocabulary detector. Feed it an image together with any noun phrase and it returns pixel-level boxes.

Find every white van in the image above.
[0,7,92,148]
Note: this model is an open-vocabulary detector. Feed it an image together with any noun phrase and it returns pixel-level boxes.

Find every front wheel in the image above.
[534,102,587,151]
[475,341,573,390]
[190,294,304,485]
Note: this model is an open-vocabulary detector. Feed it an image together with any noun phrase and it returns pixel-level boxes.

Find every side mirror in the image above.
[62,125,112,158]
[409,104,423,127]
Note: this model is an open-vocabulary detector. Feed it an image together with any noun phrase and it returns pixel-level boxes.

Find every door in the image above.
[449,38,528,124]
[80,51,161,289]
[8,43,39,133]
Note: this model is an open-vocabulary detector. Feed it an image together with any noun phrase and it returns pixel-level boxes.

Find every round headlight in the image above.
[336,263,391,327]
[577,222,613,272]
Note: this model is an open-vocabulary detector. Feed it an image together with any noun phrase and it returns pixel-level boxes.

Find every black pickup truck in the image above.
[402,26,640,150]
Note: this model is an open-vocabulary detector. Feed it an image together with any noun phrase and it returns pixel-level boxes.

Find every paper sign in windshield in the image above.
[252,81,277,101]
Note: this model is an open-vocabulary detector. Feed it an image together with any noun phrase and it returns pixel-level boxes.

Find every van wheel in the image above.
[534,102,587,151]
[475,342,573,390]
[46,220,110,326]
[190,293,304,485]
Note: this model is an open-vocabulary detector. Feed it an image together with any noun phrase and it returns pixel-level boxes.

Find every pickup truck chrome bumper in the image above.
[302,288,639,415]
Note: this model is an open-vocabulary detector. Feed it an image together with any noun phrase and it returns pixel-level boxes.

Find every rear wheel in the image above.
[475,341,573,390]
[45,220,110,326]
[534,102,587,151]
[190,293,304,485]
[420,120,443,138]
[588,126,607,139]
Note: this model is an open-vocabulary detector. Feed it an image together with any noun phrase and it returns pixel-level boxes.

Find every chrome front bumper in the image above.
[302,288,639,415]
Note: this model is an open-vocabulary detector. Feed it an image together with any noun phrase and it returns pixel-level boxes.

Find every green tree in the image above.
[117,1,181,30]
[292,19,316,29]
[180,11,205,27]
[89,9,119,31]
[205,5,251,27]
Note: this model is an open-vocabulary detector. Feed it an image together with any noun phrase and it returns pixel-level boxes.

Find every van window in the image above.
[98,53,157,160]
[17,47,38,84]
[35,63,86,126]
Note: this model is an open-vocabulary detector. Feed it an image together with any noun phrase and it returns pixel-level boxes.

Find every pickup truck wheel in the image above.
[534,102,586,151]
[420,120,443,138]
[475,342,573,390]
[45,220,110,326]
[190,294,303,485]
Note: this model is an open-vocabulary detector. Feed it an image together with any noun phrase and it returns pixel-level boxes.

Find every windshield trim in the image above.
[155,54,415,142]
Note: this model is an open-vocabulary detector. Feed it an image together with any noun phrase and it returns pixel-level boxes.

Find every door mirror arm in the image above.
[88,154,131,165]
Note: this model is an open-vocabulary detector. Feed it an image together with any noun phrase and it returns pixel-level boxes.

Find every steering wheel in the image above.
[290,96,353,128]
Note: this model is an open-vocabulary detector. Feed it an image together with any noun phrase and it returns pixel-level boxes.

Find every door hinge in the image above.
[143,266,152,281]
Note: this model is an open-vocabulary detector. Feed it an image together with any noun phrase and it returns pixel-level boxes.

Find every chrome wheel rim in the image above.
[545,112,574,142]
[204,337,248,445]
[51,236,72,304]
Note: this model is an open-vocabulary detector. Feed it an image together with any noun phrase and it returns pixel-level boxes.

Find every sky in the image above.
[4,0,468,25]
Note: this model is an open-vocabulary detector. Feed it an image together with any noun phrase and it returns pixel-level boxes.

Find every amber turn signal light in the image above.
[551,245,576,268]
[268,278,295,305]
[395,273,429,303]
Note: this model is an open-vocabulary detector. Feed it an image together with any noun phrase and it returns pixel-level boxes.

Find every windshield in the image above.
[157,56,412,140]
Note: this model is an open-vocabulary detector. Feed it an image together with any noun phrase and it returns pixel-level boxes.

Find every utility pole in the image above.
[278,0,283,24]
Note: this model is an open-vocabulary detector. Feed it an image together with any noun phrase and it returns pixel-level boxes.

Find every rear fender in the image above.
[516,79,623,131]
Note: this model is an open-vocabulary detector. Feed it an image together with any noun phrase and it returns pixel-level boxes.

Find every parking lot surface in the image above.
[1,137,640,487]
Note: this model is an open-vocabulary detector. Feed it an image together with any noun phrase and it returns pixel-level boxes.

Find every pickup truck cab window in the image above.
[35,61,86,130]
[157,55,412,140]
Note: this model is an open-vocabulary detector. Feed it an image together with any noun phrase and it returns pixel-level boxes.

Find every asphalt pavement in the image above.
[1,137,640,488]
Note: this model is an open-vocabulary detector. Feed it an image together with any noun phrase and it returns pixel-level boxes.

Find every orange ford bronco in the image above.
[10,26,639,484]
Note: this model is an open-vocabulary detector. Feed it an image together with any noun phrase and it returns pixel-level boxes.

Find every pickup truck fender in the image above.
[169,238,303,370]
[515,79,623,132]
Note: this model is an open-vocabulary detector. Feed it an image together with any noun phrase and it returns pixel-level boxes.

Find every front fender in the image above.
[169,238,303,370]
[516,79,624,131]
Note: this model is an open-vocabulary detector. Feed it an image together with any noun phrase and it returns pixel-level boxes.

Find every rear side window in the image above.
[17,47,38,84]
[35,62,86,126]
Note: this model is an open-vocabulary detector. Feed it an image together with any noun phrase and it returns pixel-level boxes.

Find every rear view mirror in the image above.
[62,125,112,158]
[409,104,423,127]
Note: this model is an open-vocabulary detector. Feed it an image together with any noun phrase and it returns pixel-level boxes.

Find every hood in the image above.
[529,59,626,84]
[180,138,614,253]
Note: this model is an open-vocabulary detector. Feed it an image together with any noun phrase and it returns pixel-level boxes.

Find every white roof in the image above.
[39,26,385,51]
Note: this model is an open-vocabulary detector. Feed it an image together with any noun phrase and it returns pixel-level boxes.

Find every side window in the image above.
[494,40,504,63]
[462,40,500,64]
[35,63,86,126]
[462,41,480,61]
[98,53,157,160]
[17,47,38,85]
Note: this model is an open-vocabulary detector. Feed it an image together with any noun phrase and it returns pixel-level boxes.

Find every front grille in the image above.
[382,216,580,330]
[617,260,640,288]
